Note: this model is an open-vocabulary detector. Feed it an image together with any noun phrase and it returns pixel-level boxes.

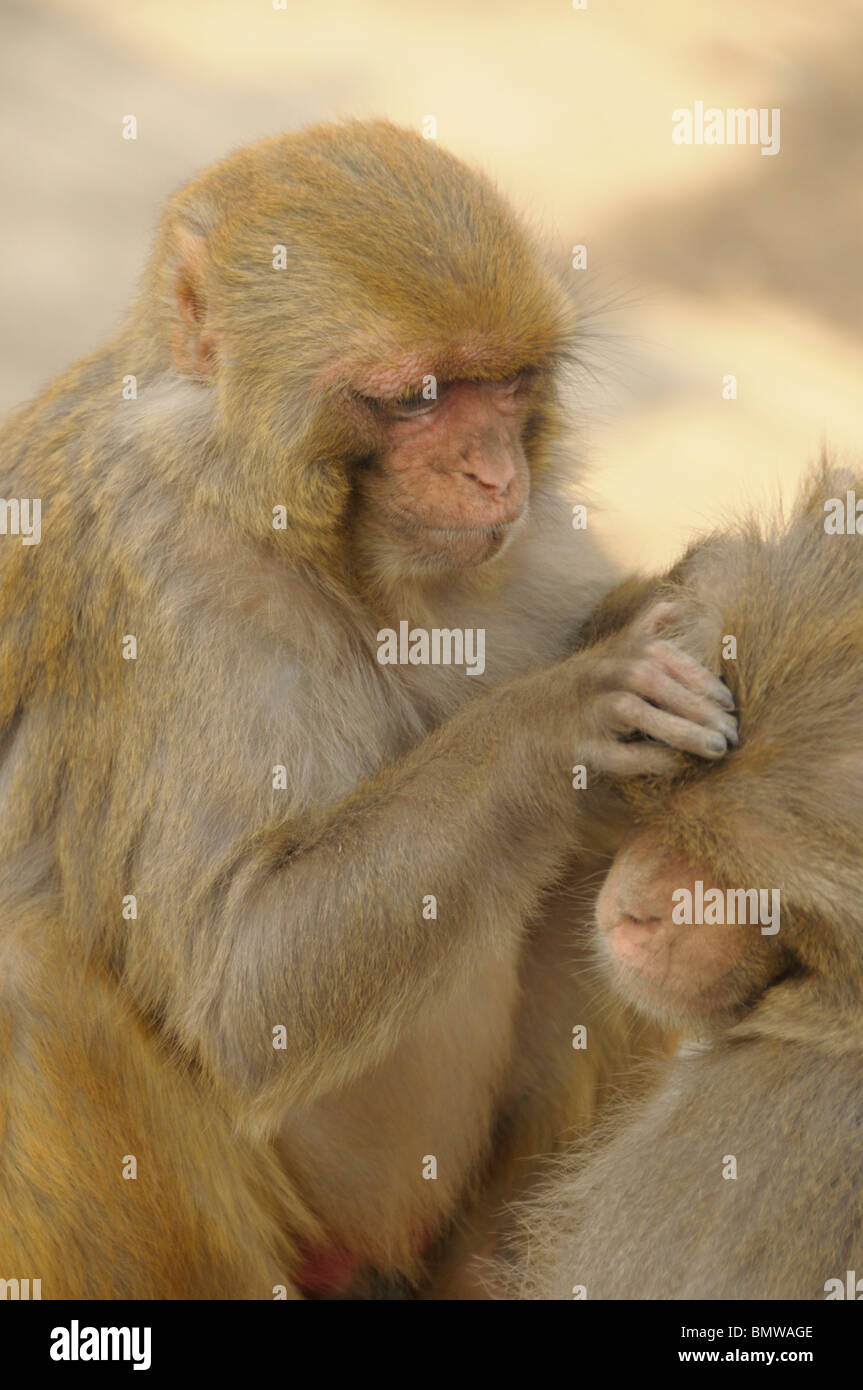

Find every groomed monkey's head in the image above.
[596,464,863,1036]
[146,121,575,578]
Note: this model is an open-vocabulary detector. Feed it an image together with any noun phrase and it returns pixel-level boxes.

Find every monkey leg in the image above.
[0,934,310,1299]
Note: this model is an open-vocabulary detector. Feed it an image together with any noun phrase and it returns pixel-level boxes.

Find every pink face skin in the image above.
[596,834,766,1022]
[356,375,533,569]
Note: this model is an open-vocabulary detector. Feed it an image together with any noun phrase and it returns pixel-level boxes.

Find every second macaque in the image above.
[499,465,863,1301]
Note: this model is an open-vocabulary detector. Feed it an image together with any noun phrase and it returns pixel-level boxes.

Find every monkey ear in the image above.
[170,226,218,377]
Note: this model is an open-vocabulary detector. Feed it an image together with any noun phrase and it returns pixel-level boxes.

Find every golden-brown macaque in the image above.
[0,120,736,1300]
[499,465,863,1300]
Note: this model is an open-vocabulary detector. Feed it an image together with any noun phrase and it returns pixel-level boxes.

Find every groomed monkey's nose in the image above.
[599,896,674,973]
[596,872,667,944]
[621,911,663,928]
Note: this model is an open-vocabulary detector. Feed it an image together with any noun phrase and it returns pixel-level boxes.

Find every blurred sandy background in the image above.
[1,0,861,568]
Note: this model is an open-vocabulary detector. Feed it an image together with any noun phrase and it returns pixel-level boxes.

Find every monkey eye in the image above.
[372,386,447,420]
[387,395,439,418]
[486,371,533,396]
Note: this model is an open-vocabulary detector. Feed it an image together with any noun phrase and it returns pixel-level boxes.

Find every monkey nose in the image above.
[608,912,665,958]
[603,909,673,975]
[461,458,514,497]
[458,445,517,497]
[462,470,512,499]
[597,879,664,940]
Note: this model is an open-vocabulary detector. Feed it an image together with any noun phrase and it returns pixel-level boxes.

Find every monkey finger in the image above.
[626,667,738,745]
[650,640,735,711]
[610,693,729,760]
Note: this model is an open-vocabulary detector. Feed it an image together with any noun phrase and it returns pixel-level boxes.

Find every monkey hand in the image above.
[568,610,737,777]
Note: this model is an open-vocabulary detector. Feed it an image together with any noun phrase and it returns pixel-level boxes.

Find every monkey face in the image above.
[349,375,535,571]
[596,831,782,1025]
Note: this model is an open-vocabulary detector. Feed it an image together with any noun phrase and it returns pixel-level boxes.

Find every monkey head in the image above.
[148,120,576,579]
[596,466,863,1037]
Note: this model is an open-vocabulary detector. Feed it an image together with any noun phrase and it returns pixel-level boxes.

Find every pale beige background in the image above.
[2,0,861,567]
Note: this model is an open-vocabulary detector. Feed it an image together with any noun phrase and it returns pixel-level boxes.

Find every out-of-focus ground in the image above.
[1,0,860,568]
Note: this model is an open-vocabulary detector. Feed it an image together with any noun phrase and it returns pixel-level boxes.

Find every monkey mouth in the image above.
[420,521,520,568]
[382,511,526,571]
[422,521,516,546]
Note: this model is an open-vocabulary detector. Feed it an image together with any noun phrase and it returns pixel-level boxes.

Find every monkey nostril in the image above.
[621,912,662,929]
[465,471,497,493]
[462,470,511,499]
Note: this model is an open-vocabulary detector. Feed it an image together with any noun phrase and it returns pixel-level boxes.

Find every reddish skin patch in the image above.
[297,1225,435,1296]
[297,1241,366,1297]
[358,378,532,561]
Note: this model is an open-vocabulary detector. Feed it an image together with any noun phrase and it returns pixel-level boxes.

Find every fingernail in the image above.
[721,718,739,746]
[708,733,726,754]
[715,683,735,709]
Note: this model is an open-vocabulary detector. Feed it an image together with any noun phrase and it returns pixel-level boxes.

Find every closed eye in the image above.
[367,383,449,420]
[384,394,440,418]
[487,371,530,394]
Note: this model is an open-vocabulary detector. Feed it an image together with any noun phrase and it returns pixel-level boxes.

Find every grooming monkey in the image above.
[0,121,736,1299]
[500,466,863,1301]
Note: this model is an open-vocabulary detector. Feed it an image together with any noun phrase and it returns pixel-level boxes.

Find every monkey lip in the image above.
[600,921,727,1020]
[409,515,526,568]
[422,519,518,539]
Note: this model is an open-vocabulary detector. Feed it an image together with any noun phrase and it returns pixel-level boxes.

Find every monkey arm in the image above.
[160,660,599,1111]
[116,620,730,1119]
